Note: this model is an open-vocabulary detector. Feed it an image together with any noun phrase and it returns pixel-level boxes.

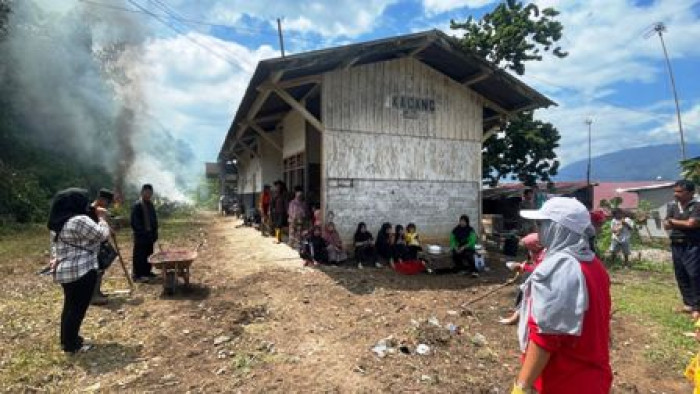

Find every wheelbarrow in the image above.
[148,242,203,295]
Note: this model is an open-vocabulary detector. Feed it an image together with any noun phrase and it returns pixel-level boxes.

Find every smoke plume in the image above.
[1,0,197,202]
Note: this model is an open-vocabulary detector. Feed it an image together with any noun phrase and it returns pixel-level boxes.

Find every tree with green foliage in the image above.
[451,0,567,186]
[681,157,700,185]
[481,111,560,186]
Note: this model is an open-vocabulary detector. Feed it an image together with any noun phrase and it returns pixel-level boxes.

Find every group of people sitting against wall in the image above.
[248,180,483,276]
[300,214,482,277]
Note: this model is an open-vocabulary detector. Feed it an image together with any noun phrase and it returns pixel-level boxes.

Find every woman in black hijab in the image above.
[48,188,111,353]
[353,222,377,269]
[450,214,478,277]
[375,222,393,267]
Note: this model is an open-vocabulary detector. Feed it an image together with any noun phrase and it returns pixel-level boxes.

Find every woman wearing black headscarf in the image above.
[48,188,110,353]
[450,214,478,277]
[375,222,393,267]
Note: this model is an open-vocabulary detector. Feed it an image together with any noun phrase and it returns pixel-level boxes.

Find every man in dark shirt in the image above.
[87,188,114,304]
[131,184,159,282]
[665,180,700,319]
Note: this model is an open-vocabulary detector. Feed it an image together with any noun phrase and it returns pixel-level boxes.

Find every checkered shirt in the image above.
[53,215,110,284]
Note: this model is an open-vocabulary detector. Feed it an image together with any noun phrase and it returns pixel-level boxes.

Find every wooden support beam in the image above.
[277,74,322,89]
[341,56,361,70]
[253,111,286,124]
[481,96,510,118]
[226,71,284,156]
[248,122,283,153]
[239,139,259,158]
[247,71,283,121]
[462,70,492,86]
[265,83,325,133]
[300,84,321,104]
[482,125,501,142]
[408,39,434,58]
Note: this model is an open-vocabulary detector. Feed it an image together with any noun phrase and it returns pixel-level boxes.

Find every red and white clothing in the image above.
[524,256,612,393]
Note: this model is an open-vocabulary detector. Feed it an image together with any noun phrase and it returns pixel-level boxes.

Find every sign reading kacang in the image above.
[386,95,436,119]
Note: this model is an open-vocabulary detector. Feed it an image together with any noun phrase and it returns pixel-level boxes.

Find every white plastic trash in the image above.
[416,344,431,355]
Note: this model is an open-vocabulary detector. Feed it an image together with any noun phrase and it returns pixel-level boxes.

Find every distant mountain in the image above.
[556,143,700,182]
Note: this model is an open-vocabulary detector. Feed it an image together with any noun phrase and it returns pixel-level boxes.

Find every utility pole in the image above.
[646,22,686,160]
[276,18,285,58]
[585,117,593,186]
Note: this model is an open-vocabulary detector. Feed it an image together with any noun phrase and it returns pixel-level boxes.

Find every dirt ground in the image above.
[0,213,694,392]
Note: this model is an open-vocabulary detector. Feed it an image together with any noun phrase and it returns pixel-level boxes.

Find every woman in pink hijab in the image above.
[323,222,348,263]
[499,232,546,325]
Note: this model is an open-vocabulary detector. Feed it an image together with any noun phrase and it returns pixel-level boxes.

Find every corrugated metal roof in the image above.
[617,182,675,193]
[482,182,589,200]
[218,29,555,160]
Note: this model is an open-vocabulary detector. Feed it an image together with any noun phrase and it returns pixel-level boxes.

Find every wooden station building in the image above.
[217,30,554,244]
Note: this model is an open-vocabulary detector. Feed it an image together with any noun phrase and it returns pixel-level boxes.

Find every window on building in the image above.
[283,152,305,192]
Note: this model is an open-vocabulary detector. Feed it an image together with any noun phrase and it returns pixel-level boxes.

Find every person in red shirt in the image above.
[514,197,612,394]
[260,185,271,235]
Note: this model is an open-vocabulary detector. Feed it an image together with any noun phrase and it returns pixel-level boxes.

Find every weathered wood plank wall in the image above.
[321,57,484,244]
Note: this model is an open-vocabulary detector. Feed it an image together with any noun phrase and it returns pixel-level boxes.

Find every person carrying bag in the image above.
[47,188,111,353]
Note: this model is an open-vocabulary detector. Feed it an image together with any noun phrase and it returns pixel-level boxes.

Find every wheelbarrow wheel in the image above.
[164,270,177,295]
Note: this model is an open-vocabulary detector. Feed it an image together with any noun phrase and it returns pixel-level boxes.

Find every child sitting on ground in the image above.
[391,224,411,267]
[405,223,422,260]
[498,232,546,325]
[300,226,329,266]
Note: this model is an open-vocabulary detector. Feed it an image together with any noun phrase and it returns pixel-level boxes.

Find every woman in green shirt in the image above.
[450,214,478,277]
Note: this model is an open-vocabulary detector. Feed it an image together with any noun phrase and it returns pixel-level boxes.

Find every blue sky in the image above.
[75,0,700,172]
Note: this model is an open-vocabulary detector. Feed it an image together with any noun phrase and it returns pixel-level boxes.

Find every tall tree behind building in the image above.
[451,0,566,186]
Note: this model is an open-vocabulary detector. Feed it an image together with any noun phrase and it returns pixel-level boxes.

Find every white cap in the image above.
[520,197,591,235]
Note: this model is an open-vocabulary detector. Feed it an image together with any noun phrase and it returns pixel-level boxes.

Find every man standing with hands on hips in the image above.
[513,197,612,393]
[131,184,158,283]
[665,180,700,320]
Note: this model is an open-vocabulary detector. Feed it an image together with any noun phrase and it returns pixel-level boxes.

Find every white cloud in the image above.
[131,32,278,164]
[423,0,496,15]
[524,0,700,96]
[496,0,700,167]
[648,102,700,143]
[535,99,700,167]
[165,0,399,38]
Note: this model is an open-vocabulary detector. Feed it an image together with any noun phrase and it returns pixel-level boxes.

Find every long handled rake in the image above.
[103,232,134,295]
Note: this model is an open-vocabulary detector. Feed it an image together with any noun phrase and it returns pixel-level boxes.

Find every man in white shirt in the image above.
[609,209,634,265]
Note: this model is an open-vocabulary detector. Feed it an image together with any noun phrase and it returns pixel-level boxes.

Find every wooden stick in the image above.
[463,273,520,307]
[110,233,134,292]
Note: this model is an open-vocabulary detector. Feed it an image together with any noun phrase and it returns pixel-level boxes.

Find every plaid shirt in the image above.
[52,215,110,284]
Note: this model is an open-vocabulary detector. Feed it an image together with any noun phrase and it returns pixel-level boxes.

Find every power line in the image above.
[144,0,250,62]
[125,0,244,69]
[81,0,279,37]
[81,0,311,50]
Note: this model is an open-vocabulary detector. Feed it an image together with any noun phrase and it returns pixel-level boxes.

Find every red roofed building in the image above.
[593,181,669,210]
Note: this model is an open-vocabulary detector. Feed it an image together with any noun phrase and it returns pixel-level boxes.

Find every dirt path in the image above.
[0,214,691,392]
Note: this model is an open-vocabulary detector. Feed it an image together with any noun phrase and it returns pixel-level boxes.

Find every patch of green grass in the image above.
[612,276,696,370]
[604,259,674,275]
[1,344,69,388]
[0,223,48,261]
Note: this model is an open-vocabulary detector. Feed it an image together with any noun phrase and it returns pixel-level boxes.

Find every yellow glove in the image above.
[511,383,526,394]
